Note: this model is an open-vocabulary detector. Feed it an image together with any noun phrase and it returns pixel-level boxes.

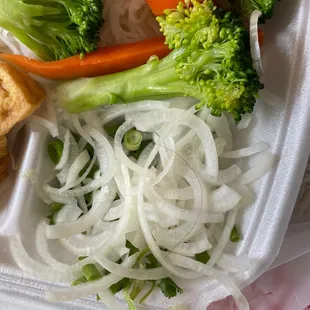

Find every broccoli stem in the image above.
[59,50,200,113]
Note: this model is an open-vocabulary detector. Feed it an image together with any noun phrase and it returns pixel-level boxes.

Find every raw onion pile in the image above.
[10,99,275,309]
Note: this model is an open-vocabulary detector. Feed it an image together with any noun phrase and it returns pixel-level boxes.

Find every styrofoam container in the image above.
[0,0,310,309]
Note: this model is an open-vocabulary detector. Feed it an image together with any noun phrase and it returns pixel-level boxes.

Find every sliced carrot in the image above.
[0,37,170,80]
[146,0,184,16]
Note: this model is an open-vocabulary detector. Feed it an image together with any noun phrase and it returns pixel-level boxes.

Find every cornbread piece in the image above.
[0,61,46,135]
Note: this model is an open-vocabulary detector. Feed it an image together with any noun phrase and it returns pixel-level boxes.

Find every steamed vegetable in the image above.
[229,0,279,21]
[0,0,103,61]
[58,0,263,122]
[0,37,170,80]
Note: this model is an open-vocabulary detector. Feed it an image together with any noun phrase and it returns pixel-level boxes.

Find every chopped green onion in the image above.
[78,256,87,261]
[96,294,101,301]
[124,129,143,151]
[230,225,241,243]
[126,240,140,257]
[50,202,63,213]
[82,264,102,281]
[140,280,156,304]
[123,284,136,310]
[110,278,130,295]
[130,280,145,300]
[130,140,151,160]
[71,276,87,286]
[47,138,64,164]
[134,246,150,268]
[195,251,210,264]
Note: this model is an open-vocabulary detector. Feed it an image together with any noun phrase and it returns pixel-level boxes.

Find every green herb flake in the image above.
[159,277,183,299]
[145,254,161,269]
[47,139,64,164]
[71,276,87,286]
[195,251,210,264]
[230,225,241,243]
[140,280,156,304]
[126,240,139,257]
[82,264,102,282]
[110,278,130,295]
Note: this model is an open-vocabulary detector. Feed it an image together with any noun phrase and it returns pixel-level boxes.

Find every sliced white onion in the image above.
[209,185,242,213]
[98,291,127,310]
[169,254,250,310]
[35,219,93,272]
[200,165,243,186]
[250,10,263,78]
[137,178,200,279]
[163,186,193,200]
[9,235,74,282]
[207,210,238,267]
[145,204,180,228]
[94,253,169,280]
[104,202,123,221]
[152,223,203,245]
[44,167,115,198]
[215,137,227,156]
[238,152,276,184]
[145,188,223,224]
[220,142,268,159]
[55,203,83,224]
[155,230,212,256]
[45,181,117,239]
[101,100,170,125]
[237,114,253,130]
[27,115,59,137]
[60,230,113,256]
[55,130,70,170]
[63,150,90,188]
[206,113,233,151]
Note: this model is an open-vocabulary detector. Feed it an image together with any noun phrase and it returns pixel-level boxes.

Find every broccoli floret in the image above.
[58,0,263,122]
[0,0,103,60]
[229,0,278,22]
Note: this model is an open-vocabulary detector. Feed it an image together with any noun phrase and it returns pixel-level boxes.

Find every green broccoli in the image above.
[0,0,103,60]
[229,0,278,22]
[58,0,263,122]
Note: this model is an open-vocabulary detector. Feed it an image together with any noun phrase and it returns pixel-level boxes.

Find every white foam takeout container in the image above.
[0,0,310,309]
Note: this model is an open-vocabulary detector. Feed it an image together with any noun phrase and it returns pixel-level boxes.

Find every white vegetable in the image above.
[45,181,117,239]
[238,152,276,184]
[250,10,263,78]
[55,130,70,170]
[169,254,249,310]
[63,150,90,189]
[94,253,169,280]
[220,142,269,159]
[28,115,59,137]
[9,235,75,282]
[11,101,276,307]
[209,185,242,213]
